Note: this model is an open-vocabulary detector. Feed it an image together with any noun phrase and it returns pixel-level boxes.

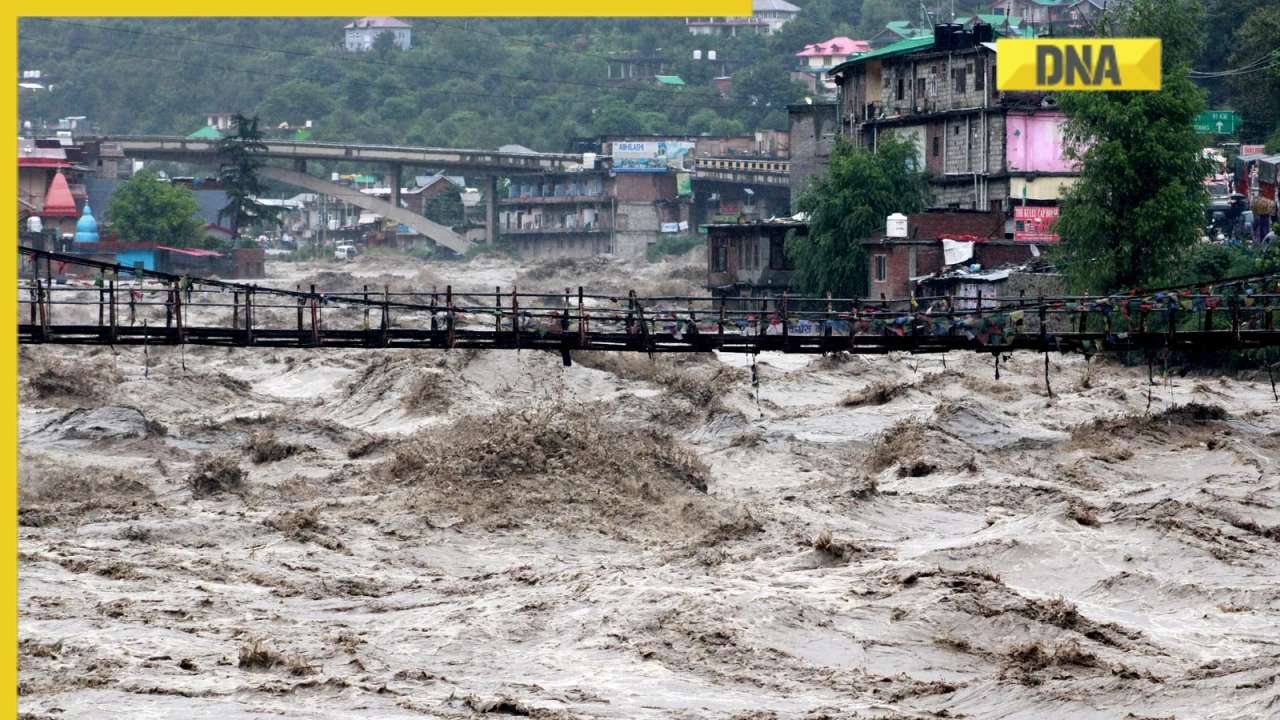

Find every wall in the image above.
[116,249,157,272]
[1005,111,1075,174]
[783,101,844,203]
[1009,176,1078,201]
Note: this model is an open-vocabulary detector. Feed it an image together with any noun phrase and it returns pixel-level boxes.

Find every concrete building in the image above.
[686,0,800,36]
[343,17,412,52]
[828,23,1078,214]
[989,0,1104,32]
[859,210,1040,301]
[704,220,804,297]
[786,102,838,206]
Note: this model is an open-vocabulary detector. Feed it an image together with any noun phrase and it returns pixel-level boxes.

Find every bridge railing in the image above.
[16,247,1280,358]
[694,157,791,175]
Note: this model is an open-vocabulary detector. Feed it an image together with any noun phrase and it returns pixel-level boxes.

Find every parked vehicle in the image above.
[334,244,358,261]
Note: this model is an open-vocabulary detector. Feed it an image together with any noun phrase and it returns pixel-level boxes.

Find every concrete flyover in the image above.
[258,166,471,255]
[88,135,585,174]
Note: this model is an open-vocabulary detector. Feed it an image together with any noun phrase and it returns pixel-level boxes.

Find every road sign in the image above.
[1194,110,1239,135]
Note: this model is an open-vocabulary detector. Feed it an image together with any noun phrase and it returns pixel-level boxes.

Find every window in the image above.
[954,124,960,135]
[915,78,925,102]
[953,68,966,93]
[896,77,905,101]
[975,58,985,90]
[873,255,887,283]
[712,240,727,272]
[932,136,941,157]
[769,237,788,269]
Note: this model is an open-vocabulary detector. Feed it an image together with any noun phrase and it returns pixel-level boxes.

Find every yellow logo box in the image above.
[997,38,1162,91]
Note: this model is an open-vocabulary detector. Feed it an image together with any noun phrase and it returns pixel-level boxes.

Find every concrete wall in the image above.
[1005,111,1075,174]
[788,104,838,206]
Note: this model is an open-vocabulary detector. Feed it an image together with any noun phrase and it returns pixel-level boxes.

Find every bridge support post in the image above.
[484,176,499,246]
[386,163,402,209]
[293,158,307,173]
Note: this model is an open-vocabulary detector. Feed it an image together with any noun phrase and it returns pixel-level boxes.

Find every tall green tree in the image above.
[787,136,927,298]
[105,170,202,244]
[216,113,279,238]
[1053,0,1212,293]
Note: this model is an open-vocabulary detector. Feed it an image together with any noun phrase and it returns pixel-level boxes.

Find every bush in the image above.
[189,454,245,496]
[645,235,702,262]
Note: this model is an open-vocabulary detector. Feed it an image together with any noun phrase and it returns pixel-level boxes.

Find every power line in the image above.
[25,17,757,111]
[1189,49,1280,78]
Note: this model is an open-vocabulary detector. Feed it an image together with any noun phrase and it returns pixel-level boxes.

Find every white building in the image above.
[686,0,801,36]
[343,17,412,52]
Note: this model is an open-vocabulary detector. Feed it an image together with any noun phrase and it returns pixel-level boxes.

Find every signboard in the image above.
[1242,144,1266,155]
[997,39,1162,91]
[661,222,681,233]
[1194,111,1240,135]
[1014,205,1060,243]
[676,172,692,197]
[612,140,695,173]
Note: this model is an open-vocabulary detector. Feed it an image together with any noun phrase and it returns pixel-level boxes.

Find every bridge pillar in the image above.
[386,163,402,209]
[484,175,499,246]
[293,158,307,173]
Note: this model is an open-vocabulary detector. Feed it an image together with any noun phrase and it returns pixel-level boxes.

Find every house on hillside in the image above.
[989,0,1104,32]
[686,0,800,36]
[344,17,412,51]
[793,37,871,96]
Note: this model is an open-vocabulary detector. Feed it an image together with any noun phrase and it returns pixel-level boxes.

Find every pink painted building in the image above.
[1005,111,1076,174]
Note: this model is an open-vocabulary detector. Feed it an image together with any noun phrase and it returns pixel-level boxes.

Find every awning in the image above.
[157,245,223,257]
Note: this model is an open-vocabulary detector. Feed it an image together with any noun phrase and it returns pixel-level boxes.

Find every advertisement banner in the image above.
[613,140,694,173]
[1014,205,1060,242]
[676,172,692,196]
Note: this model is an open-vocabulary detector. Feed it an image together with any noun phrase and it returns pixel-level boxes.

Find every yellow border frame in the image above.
[6,3,751,715]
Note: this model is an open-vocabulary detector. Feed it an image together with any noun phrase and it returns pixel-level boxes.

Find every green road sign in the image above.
[1194,110,1239,135]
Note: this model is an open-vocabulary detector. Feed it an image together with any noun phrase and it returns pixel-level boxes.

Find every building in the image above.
[705,220,804,297]
[829,23,1079,213]
[204,112,238,131]
[500,165,693,260]
[859,210,1042,301]
[989,0,1104,32]
[343,17,412,51]
[916,264,1062,309]
[686,0,800,36]
[787,102,838,203]
[793,37,871,96]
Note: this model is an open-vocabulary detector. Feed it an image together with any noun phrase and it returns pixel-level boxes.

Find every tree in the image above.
[1053,0,1211,293]
[787,136,927,298]
[216,113,279,239]
[105,170,201,245]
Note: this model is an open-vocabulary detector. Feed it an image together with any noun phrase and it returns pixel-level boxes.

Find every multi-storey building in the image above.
[499,167,692,260]
[686,0,799,36]
[827,23,1078,215]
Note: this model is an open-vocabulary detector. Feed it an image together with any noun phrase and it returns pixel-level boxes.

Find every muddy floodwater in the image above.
[18,251,1280,719]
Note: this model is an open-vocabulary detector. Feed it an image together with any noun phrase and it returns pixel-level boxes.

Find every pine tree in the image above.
[216,113,279,239]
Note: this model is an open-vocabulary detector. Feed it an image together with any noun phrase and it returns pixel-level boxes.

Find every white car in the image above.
[334,244,358,261]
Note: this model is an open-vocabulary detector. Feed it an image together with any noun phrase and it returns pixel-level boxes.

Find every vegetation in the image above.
[787,136,926,298]
[16,5,997,152]
[217,113,279,238]
[645,234,701,262]
[1054,0,1211,293]
[104,169,201,244]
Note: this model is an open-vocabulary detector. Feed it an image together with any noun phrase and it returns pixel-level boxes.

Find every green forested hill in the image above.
[16,5,986,151]
[20,2,1276,152]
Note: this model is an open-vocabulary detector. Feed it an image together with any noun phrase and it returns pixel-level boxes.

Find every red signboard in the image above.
[1014,205,1060,242]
